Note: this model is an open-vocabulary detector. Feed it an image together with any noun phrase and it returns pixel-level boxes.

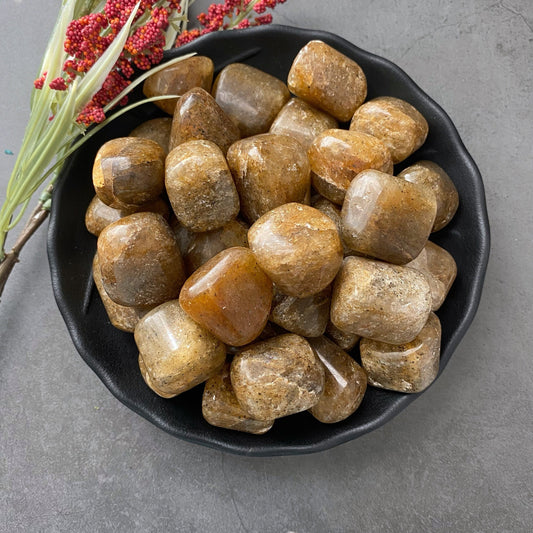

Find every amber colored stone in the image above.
[287,40,367,122]
[350,97,429,164]
[202,362,274,434]
[308,129,393,205]
[398,160,459,231]
[360,313,441,393]
[341,169,437,264]
[226,133,311,223]
[92,137,166,208]
[165,140,240,232]
[325,321,360,351]
[129,117,172,155]
[169,87,240,155]
[142,55,214,115]
[179,247,273,346]
[135,300,226,397]
[97,212,185,307]
[308,336,367,423]
[212,63,290,137]
[248,203,343,298]
[269,98,338,150]
[331,256,432,344]
[231,334,325,420]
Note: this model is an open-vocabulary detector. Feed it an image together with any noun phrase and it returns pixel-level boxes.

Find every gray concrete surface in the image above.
[1,0,532,531]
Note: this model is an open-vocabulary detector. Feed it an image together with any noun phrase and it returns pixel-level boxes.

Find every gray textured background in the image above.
[1,1,532,531]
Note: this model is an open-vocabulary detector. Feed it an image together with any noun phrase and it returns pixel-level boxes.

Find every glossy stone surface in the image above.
[169,87,240,155]
[138,352,176,399]
[287,40,367,122]
[97,212,185,307]
[248,203,343,298]
[269,98,338,150]
[308,129,393,205]
[134,300,226,397]
[350,96,429,164]
[398,160,459,231]
[212,63,290,137]
[331,256,432,344]
[311,195,351,255]
[325,321,360,351]
[341,169,437,264]
[226,133,310,223]
[308,336,367,423]
[165,140,239,232]
[92,137,166,208]
[231,334,325,420]
[142,55,214,115]
[202,362,274,435]
[360,312,441,393]
[129,117,172,155]
[179,247,273,346]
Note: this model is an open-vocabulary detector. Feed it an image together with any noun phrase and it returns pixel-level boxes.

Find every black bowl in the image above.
[48,25,490,456]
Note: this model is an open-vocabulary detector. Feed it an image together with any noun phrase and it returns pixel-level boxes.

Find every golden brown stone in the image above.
[341,169,437,264]
[138,352,177,399]
[129,117,172,155]
[308,129,393,205]
[287,40,367,122]
[360,312,441,393]
[308,336,367,423]
[231,334,325,420]
[179,247,273,346]
[97,212,185,307]
[325,321,360,351]
[311,195,352,255]
[248,203,343,298]
[331,256,432,344]
[350,96,429,164]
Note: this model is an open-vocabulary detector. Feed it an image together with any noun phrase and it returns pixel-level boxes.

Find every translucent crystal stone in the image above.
[129,117,172,155]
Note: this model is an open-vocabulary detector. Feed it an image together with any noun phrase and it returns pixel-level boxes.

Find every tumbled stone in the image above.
[97,212,185,307]
[212,63,290,137]
[166,140,240,232]
[325,321,360,352]
[398,160,459,231]
[92,137,166,208]
[404,241,457,311]
[202,362,274,434]
[248,203,343,298]
[138,352,176,399]
[350,97,429,164]
[129,117,172,155]
[331,256,432,344]
[287,40,367,122]
[308,336,367,423]
[311,195,352,255]
[226,133,311,223]
[308,129,393,205]
[169,87,240,155]
[360,312,441,393]
[269,98,338,151]
[231,334,325,420]
[179,247,273,346]
[135,300,226,397]
[341,169,437,264]
[143,55,214,115]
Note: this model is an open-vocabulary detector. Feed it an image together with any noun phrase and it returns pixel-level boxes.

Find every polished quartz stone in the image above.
[360,312,441,393]
[97,212,185,307]
[135,300,226,397]
[269,97,338,151]
[308,129,393,205]
[165,140,239,232]
[287,40,367,122]
[212,63,290,137]
[142,55,214,115]
[226,133,310,223]
[202,362,274,434]
[248,203,343,298]
[179,247,273,346]
[308,336,367,423]
[169,87,240,155]
[331,256,432,344]
[398,160,459,231]
[325,321,361,351]
[92,137,166,208]
[230,334,325,420]
[350,96,429,164]
[341,169,437,264]
[404,241,457,311]
[129,117,172,155]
